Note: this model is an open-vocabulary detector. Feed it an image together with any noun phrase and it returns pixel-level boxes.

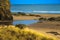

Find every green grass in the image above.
[0,25,56,40]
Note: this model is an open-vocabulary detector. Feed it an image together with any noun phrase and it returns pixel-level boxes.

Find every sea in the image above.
[11,4,60,14]
[12,4,60,25]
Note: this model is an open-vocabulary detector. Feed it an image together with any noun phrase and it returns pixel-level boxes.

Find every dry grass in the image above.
[0,25,56,40]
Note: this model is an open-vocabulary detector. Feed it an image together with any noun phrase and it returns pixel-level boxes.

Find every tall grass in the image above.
[0,25,56,40]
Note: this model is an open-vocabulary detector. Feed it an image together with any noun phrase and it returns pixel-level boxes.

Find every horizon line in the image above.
[11,11,60,13]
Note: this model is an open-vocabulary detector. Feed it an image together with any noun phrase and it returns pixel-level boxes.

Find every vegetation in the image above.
[12,12,41,17]
[39,17,47,21]
[18,12,26,16]
[29,14,35,16]
[12,12,26,16]
[35,15,41,17]
[0,25,56,40]
[48,17,56,21]
[38,17,60,22]
[48,17,60,21]
[29,14,41,17]
[15,24,27,29]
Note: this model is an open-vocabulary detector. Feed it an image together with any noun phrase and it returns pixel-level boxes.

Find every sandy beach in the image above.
[13,14,60,20]
[13,16,40,20]
[28,21,60,40]
[13,14,60,40]
[35,14,60,18]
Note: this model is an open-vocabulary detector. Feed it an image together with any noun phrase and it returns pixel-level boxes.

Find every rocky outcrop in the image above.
[0,0,13,25]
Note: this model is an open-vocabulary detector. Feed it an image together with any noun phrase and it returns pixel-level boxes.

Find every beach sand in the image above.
[28,21,60,40]
[13,14,60,40]
[13,14,60,20]
[35,14,60,18]
[13,16,40,20]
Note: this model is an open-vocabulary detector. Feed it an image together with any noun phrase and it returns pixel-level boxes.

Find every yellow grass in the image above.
[0,25,56,40]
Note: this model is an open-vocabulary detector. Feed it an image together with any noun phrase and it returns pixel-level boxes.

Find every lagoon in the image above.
[13,20,38,25]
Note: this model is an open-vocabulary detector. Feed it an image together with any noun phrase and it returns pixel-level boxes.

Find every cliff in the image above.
[0,0,13,25]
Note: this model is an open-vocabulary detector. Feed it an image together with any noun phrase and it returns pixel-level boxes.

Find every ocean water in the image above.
[11,4,60,13]
[13,20,38,25]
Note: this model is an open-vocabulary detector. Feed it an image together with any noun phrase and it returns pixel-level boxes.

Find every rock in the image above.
[0,0,13,25]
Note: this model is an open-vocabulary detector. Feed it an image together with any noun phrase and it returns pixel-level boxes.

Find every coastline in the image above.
[13,16,40,20]
[12,14,60,40]
[13,14,60,20]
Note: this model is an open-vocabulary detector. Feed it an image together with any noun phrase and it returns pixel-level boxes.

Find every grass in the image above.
[0,25,56,40]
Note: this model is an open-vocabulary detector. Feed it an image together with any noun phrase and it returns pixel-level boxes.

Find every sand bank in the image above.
[13,14,60,20]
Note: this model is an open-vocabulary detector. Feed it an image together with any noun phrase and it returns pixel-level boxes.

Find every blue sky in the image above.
[10,0,60,4]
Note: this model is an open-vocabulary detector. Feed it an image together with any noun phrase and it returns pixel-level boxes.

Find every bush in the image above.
[29,14,35,16]
[35,15,41,17]
[0,25,56,40]
[48,17,56,21]
[55,17,60,21]
[48,17,60,21]
[18,12,26,16]
[15,24,27,29]
[39,17,46,21]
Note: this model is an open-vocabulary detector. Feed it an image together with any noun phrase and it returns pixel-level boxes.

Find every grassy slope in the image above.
[0,25,56,40]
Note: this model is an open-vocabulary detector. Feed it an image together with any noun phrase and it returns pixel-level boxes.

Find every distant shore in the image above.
[13,16,40,20]
[13,14,60,20]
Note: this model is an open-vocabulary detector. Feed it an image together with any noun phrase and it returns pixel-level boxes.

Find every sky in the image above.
[10,0,60,4]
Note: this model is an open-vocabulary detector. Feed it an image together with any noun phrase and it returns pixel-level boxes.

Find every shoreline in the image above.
[13,14,60,20]
[13,16,40,20]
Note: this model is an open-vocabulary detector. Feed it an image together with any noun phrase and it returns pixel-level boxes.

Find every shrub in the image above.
[18,12,26,16]
[0,25,56,40]
[15,24,27,29]
[48,17,56,21]
[35,15,41,17]
[29,14,35,16]
[48,17,60,21]
[55,17,60,21]
[39,17,46,21]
